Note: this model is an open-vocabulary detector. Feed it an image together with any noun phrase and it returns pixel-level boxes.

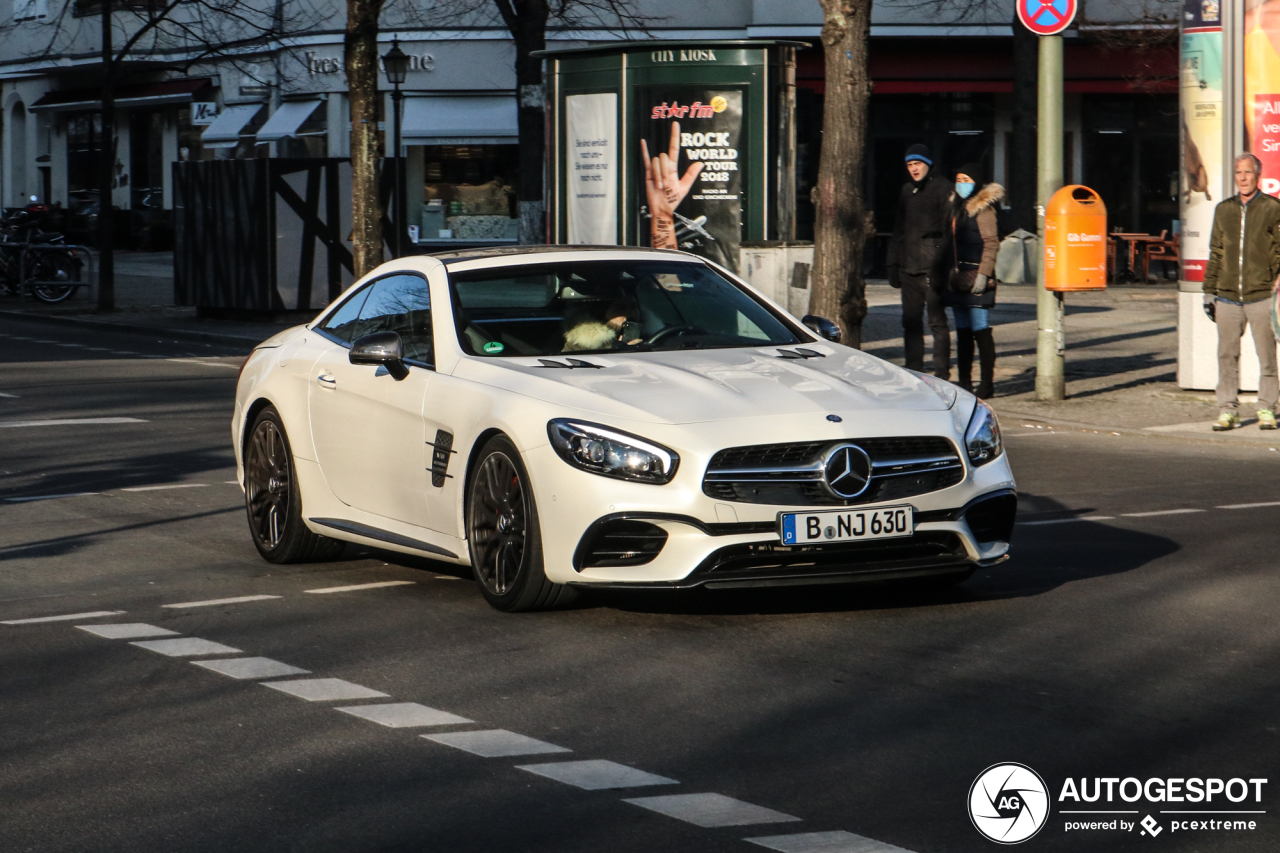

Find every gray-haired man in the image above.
[1203,152,1280,430]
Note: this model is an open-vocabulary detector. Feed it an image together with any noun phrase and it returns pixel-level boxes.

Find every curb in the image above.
[992,406,1280,448]
[0,309,274,348]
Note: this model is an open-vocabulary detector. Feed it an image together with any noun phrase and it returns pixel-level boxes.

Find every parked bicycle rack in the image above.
[15,245,95,304]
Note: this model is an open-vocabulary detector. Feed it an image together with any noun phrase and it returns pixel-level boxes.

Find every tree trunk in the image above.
[810,0,873,348]
[1010,14,1038,233]
[97,0,115,312]
[346,0,384,278]
[503,1,549,244]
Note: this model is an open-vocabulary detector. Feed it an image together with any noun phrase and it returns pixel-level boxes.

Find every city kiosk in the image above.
[540,41,803,283]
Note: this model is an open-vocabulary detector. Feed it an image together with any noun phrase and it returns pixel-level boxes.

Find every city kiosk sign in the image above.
[542,41,802,273]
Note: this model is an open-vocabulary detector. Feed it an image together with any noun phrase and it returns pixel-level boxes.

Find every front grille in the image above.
[703,437,964,506]
[690,531,969,583]
[574,520,669,569]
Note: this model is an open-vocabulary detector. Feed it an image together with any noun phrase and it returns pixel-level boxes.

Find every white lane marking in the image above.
[82,347,112,352]
[747,830,916,853]
[1018,516,1114,526]
[261,678,389,702]
[194,657,310,679]
[5,492,100,502]
[1121,509,1206,518]
[110,351,141,356]
[516,759,679,791]
[304,581,416,594]
[61,343,86,348]
[335,702,473,728]
[131,637,242,657]
[2,610,124,625]
[162,595,280,609]
[0,392,19,398]
[0,417,147,429]
[168,358,240,369]
[30,340,59,344]
[78,623,179,639]
[423,729,571,758]
[1217,501,1280,509]
[623,793,802,828]
[121,483,208,492]
[224,480,240,485]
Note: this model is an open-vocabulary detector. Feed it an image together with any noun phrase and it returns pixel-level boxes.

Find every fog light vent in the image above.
[965,493,1018,543]
[575,520,669,570]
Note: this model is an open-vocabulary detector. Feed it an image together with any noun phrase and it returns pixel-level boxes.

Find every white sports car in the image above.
[233,247,1016,611]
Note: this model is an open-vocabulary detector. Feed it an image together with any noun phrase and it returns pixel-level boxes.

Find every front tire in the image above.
[466,435,576,612]
[244,406,343,563]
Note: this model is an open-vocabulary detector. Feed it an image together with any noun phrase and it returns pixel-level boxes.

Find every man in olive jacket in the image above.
[888,144,953,378]
[1203,152,1280,430]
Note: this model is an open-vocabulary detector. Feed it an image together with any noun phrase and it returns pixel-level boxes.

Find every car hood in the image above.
[453,344,954,425]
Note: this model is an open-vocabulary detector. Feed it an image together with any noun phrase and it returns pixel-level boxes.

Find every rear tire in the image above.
[244,406,344,563]
[466,435,576,612]
[27,253,76,303]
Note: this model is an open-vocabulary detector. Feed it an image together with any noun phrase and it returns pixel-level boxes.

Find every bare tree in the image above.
[810,0,873,347]
[23,0,319,311]
[346,0,385,278]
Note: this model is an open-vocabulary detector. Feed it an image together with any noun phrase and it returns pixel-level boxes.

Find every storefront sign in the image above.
[302,50,435,77]
[1180,0,1223,281]
[637,88,743,271]
[565,93,618,244]
[191,102,219,125]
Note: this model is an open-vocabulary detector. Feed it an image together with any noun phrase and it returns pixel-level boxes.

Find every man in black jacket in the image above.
[888,144,952,377]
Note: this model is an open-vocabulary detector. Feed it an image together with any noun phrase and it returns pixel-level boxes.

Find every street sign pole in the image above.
[1036,34,1066,401]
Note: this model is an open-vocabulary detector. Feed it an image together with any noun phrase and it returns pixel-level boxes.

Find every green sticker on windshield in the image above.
[483,341,505,354]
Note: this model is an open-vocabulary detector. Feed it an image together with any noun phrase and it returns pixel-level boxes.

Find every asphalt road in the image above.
[1,315,1277,853]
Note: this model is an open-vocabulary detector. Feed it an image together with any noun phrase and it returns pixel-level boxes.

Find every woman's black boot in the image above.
[975,328,996,399]
[954,328,974,392]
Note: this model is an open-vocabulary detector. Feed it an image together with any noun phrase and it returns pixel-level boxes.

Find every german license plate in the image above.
[779,506,914,545]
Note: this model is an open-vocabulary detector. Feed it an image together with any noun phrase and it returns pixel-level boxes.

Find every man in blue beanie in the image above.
[888,143,952,377]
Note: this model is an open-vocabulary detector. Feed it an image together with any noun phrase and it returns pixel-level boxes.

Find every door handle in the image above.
[317,372,336,388]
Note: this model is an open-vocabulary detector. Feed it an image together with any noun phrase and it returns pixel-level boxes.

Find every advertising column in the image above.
[637,89,745,271]
[1181,0,1224,281]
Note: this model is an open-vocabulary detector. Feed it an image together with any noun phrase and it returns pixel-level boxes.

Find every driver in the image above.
[605,297,643,346]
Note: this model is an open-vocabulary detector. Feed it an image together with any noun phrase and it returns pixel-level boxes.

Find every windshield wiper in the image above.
[774,348,825,359]
[537,358,604,369]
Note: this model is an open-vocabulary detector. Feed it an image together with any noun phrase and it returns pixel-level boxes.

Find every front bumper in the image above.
[523,442,1016,587]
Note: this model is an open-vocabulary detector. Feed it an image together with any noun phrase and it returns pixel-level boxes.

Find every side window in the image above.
[356,274,434,365]
[318,285,373,344]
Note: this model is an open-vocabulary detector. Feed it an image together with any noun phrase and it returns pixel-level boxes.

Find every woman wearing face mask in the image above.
[944,163,1004,398]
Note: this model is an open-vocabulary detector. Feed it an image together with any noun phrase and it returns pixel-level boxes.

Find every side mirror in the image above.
[350,331,409,380]
[801,314,841,343]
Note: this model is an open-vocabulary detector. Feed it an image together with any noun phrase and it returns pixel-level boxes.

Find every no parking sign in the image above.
[1017,0,1076,35]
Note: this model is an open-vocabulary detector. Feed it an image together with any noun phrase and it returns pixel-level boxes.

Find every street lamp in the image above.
[382,39,410,258]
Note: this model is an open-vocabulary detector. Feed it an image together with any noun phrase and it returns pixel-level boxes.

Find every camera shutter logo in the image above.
[969,763,1050,844]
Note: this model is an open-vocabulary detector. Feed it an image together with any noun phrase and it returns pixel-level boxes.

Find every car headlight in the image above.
[547,419,679,484]
[965,400,1003,466]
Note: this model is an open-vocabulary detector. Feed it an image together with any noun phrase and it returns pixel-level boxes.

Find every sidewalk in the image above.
[3,258,1270,445]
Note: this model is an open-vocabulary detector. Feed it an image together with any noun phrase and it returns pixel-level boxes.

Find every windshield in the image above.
[448,260,802,357]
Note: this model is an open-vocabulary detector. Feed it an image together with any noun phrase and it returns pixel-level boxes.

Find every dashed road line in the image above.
[747,830,916,853]
[5,492,100,502]
[0,391,19,398]
[131,637,242,657]
[517,759,678,791]
[1217,501,1280,509]
[1121,508,1206,518]
[0,417,147,429]
[121,483,208,492]
[194,657,310,679]
[78,623,178,639]
[1019,515,1114,526]
[168,358,240,369]
[261,678,388,702]
[423,729,571,758]
[623,793,802,828]
[1,610,124,625]
[162,595,281,609]
[304,581,417,594]
[336,702,472,728]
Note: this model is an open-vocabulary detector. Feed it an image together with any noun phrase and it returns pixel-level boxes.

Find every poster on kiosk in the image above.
[1180,0,1223,282]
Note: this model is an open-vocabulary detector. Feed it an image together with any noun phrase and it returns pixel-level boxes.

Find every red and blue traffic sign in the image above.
[1017,0,1076,35]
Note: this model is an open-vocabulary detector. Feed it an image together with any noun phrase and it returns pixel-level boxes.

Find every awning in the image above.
[29,78,212,112]
[201,103,263,149]
[401,96,518,146]
[256,99,323,142]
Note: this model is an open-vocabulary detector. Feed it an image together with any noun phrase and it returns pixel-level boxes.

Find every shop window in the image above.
[420,145,518,241]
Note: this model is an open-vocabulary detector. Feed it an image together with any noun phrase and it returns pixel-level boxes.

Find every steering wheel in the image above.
[645,325,707,346]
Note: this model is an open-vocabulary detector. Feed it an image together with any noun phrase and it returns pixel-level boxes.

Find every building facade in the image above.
[0,0,1176,251]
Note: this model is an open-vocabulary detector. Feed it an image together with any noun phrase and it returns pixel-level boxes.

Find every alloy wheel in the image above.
[469,451,527,596]
[245,418,290,550]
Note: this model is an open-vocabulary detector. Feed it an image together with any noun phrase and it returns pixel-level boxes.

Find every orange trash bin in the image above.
[1044,185,1108,291]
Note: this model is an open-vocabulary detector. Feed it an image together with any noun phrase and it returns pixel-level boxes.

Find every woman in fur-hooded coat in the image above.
[944,162,1003,398]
